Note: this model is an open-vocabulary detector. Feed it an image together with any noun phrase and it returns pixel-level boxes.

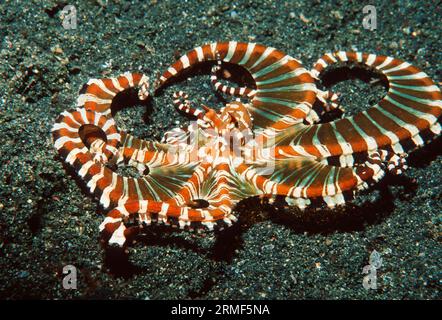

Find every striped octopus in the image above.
[52,42,442,246]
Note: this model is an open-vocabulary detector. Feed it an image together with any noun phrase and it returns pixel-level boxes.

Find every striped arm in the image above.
[99,162,243,246]
[52,108,200,209]
[264,51,442,161]
[78,72,150,116]
[307,51,442,157]
[156,41,317,131]
[99,197,238,246]
[316,89,342,113]
[52,108,120,164]
[169,162,238,211]
[235,153,385,210]
[76,71,177,160]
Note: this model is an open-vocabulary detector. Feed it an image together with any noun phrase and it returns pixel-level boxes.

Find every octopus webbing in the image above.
[51,42,442,246]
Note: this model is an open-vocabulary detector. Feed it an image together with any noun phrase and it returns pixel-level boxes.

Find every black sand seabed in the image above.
[0,0,440,299]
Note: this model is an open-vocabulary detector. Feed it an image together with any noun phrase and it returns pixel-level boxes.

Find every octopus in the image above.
[51,42,442,246]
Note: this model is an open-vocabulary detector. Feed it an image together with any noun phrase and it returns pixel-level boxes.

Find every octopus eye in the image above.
[78,124,107,148]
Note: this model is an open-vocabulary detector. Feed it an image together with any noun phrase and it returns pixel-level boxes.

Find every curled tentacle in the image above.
[156,41,317,131]
[316,89,343,114]
[172,91,205,118]
[52,108,120,165]
[78,72,150,116]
